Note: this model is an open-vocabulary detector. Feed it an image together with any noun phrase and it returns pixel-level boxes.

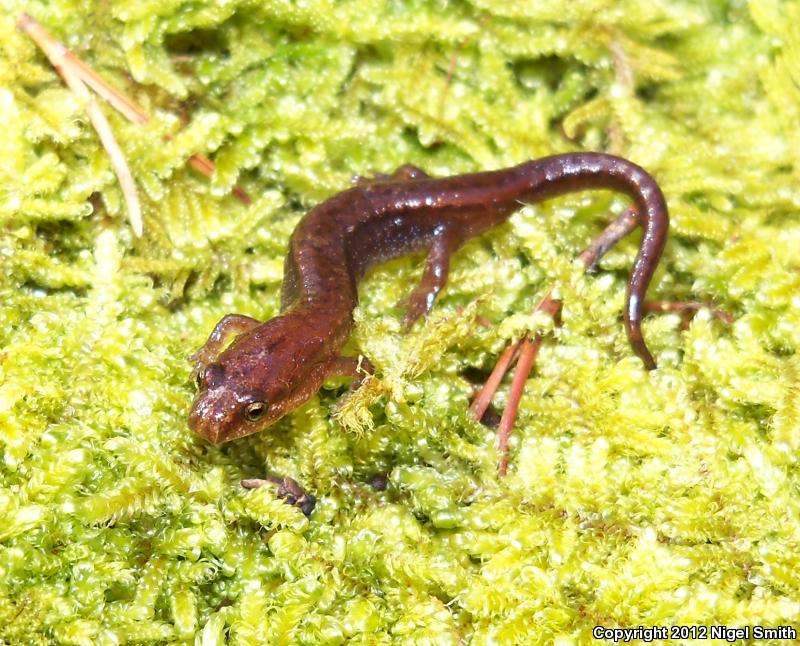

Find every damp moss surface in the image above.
[2,1,800,644]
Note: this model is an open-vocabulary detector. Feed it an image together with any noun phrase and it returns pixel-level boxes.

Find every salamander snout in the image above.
[189,313,321,444]
[188,387,236,444]
[189,380,285,444]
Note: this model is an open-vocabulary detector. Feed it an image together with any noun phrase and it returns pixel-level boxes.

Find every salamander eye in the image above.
[195,369,205,388]
[245,401,268,422]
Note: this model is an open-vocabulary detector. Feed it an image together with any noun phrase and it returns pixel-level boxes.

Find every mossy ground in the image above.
[1,1,800,644]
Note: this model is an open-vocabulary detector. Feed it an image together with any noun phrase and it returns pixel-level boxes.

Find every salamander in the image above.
[189,153,668,446]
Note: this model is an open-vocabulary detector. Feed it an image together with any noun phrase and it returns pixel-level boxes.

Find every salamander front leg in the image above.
[238,355,373,516]
[326,356,375,389]
[191,314,260,369]
[402,228,461,329]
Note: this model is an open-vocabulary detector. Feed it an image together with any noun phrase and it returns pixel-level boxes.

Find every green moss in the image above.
[2,0,800,643]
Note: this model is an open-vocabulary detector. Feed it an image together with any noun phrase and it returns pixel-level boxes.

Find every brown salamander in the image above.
[189,153,668,446]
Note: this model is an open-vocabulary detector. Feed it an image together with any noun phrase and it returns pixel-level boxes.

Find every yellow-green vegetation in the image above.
[1,0,800,643]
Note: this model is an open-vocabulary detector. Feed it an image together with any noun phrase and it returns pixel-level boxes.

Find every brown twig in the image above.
[72,64,252,204]
[471,204,733,474]
[469,207,649,473]
[470,208,639,424]
[469,340,521,422]
[492,296,562,475]
[496,334,544,476]
[18,12,251,210]
[438,45,463,118]
[437,16,489,119]
[606,37,634,155]
[63,51,150,125]
[65,62,254,204]
[18,12,143,237]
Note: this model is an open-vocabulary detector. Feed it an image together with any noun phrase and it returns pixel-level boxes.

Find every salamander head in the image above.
[188,314,320,444]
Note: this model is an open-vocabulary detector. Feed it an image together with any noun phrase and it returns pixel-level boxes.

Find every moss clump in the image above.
[2,0,800,643]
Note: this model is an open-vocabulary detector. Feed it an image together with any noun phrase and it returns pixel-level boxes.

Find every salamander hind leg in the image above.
[578,205,640,272]
[402,227,462,329]
[191,314,260,369]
